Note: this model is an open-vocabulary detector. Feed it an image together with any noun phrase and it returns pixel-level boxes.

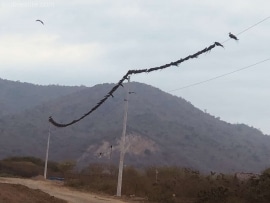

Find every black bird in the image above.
[99,152,102,158]
[214,42,224,48]
[210,171,216,176]
[36,19,44,25]
[229,32,238,40]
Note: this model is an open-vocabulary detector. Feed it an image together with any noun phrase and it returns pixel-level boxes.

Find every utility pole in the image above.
[116,76,130,197]
[44,122,51,179]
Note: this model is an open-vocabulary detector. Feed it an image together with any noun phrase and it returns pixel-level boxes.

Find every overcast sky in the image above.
[0,0,269,134]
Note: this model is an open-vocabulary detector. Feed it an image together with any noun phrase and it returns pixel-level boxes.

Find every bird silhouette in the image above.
[229,32,238,40]
[210,171,216,176]
[98,152,102,158]
[36,19,44,25]
[214,42,224,48]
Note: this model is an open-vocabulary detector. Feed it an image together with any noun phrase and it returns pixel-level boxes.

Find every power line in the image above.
[168,58,270,92]
[222,15,270,43]
[169,15,270,91]
[49,42,222,127]
[237,16,270,36]
[48,15,270,128]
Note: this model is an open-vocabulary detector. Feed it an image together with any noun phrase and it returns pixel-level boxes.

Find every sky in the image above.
[0,0,270,134]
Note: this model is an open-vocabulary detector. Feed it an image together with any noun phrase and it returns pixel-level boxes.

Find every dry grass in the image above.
[2,157,270,203]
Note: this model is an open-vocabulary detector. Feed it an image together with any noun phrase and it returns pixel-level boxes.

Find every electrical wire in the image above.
[169,15,270,92]
[168,57,270,92]
[237,16,270,36]
[222,16,270,43]
[49,42,222,127]
[49,15,270,128]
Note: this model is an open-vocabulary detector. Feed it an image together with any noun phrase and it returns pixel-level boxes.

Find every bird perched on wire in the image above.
[36,19,44,25]
[229,32,239,40]
[214,42,224,48]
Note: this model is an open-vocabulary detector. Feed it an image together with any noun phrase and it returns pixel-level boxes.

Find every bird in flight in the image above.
[229,32,239,40]
[36,19,44,25]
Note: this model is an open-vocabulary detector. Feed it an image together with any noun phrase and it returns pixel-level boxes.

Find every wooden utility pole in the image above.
[44,123,51,179]
[116,76,130,197]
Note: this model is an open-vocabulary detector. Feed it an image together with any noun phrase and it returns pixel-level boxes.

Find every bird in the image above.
[210,171,216,176]
[214,42,224,48]
[229,32,239,40]
[36,19,44,25]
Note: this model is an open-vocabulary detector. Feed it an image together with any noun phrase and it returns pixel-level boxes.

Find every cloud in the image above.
[1,0,270,134]
[0,34,104,66]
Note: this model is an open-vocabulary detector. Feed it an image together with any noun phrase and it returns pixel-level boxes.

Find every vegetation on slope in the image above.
[2,157,270,203]
[1,80,270,173]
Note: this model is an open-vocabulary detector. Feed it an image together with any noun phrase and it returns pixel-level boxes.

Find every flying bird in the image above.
[36,19,44,25]
[229,32,238,40]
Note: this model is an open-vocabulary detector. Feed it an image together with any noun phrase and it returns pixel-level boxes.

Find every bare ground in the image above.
[0,182,67,203]
[0,177,129,203]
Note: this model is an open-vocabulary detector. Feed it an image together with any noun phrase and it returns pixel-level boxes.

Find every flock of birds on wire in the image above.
[34,19,239,128]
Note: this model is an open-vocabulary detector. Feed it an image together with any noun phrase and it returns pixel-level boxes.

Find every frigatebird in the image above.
[214,42,224,48]
[36,19,44,25]
[229,32,238,40]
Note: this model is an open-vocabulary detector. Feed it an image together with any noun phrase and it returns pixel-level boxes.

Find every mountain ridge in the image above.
[0,79,269,173]
[0,78,86,116]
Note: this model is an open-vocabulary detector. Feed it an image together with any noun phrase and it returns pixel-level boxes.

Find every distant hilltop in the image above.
[0,78,270,173]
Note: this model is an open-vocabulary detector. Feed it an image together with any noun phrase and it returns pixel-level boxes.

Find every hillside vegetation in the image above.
[2,156,270,203]
[0,78,85,116]
[0,79,270,173]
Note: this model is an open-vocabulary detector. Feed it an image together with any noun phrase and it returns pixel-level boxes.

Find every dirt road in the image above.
[0,177,128,203]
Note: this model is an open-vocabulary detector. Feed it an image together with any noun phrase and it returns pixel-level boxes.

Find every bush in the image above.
[3,157,270,203]
[0,156,67,178]
[0,160,40,177]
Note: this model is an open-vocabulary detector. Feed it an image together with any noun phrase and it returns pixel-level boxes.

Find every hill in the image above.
[0,78,86,116]
[0,79,270,173]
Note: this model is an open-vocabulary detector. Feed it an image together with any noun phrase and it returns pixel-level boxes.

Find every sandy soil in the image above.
[0,177,129,203]
[0,182,67,203]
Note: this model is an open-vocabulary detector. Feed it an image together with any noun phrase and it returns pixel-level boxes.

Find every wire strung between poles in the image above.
[49,42,224,128]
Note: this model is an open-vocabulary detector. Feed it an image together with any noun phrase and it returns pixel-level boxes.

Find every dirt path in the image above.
[0,177,128,203]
